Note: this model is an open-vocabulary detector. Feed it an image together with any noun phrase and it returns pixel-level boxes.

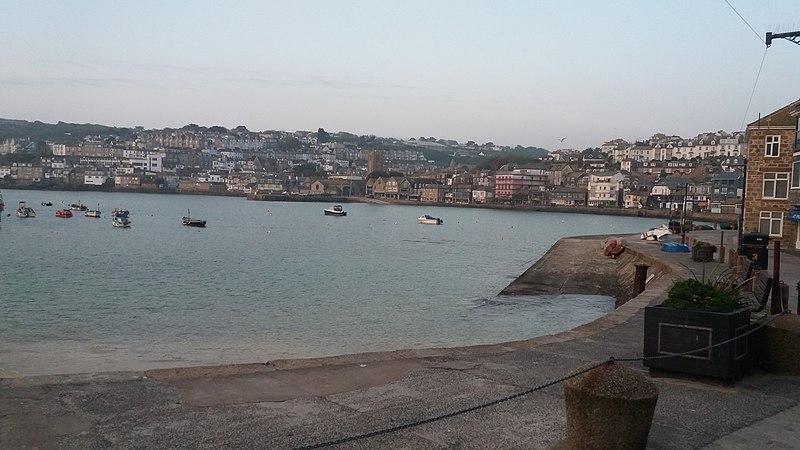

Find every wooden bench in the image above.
[735,258,754,288]
[742,270,773,313]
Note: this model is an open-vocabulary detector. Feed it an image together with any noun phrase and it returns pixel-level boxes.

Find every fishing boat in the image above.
[418,214,443,225]
[323,205,347,216]
[112,216,131,228]
[182,209,206,227]
[55,209,74,218]
[85,204,101,218]
[15,201,36,218]
[70,203,89,211]
[111,208,129,218]
[41,201,52,206]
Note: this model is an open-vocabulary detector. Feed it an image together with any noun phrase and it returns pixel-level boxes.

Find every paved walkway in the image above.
[1,229,799,449]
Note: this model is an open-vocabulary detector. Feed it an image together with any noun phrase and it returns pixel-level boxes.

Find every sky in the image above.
[1,1,798,151]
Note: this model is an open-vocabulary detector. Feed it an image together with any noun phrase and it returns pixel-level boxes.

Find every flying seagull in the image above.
[559,137,566,142]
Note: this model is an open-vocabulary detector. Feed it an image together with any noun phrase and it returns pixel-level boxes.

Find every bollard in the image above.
[771,242,782,315]
[634,263,650,296]
[564,362,658,449]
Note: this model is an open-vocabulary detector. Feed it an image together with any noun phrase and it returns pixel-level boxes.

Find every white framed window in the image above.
[792,160,800,189]
[763,172,790,198]
[765,135,780,157]
[759,211,783,237]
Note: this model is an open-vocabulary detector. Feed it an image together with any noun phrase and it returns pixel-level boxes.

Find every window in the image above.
[765,135,780,157]
[759,211,783,236]
[796,118,800,152]
[762,172,789,198]
[793,160,800,189]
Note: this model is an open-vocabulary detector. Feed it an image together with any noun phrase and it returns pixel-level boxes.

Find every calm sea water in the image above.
[0,189,658,376]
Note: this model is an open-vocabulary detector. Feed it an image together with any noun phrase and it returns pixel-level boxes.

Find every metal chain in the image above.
[292,359,613,450]
[294,310,792,449]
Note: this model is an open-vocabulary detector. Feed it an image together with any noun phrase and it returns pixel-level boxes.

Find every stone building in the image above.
[742,98,800,249]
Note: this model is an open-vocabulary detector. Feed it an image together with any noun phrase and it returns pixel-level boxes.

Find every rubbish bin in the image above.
[741,232,769,270]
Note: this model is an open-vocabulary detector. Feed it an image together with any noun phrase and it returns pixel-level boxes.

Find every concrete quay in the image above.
[2,229,799,449]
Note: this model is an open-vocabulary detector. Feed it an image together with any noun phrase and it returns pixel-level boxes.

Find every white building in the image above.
[587,172,626,206]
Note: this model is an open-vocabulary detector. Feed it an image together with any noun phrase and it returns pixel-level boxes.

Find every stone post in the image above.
[564,362,658,449]
[756,315,800,375]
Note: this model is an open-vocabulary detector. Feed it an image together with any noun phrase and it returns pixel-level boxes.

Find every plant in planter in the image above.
[643,269,752,380]
[691,241,717,262]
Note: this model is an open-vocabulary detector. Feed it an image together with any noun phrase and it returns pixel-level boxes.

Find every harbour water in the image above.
[0,189,659,376]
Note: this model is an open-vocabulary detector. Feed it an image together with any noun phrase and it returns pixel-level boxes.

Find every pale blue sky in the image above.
[1,1,798,150]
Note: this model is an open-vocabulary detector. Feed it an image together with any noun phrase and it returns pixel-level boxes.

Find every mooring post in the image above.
[771,241,782,315]
[634,263,650,296]
[719,231,725,263]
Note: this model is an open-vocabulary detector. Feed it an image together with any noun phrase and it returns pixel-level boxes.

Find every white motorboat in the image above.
[640,224,672,241]
[418,214,443,225]
[323,205,347,216]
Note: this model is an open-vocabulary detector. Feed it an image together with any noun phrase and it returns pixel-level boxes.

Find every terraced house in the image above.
[743,98,800,249]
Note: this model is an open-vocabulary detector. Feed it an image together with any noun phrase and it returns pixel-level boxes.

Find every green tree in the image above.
[292,163,327,178]
[278,136,304,151]
[317,128,331,143]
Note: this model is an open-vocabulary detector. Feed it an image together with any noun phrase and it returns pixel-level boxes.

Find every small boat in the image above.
[111,209,130,218]
[41,201,52,206]
[418,214,443,225]
[604,238,625,259]
[55,209,74,218]
[182,209,206,227]
[85,204,101,218]
[16,201,36,218]
[70,203,89,211]
[0,191,4,211]
[112,216,131,228]
[640,224,672,241]
[323,205,347,216]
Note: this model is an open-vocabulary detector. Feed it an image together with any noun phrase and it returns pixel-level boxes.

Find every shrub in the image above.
[663,271,744,313]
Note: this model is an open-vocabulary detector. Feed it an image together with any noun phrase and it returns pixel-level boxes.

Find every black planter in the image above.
[643,306,751,380]
[691,247,715,262]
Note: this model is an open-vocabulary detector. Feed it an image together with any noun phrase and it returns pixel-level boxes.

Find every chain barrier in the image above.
[292,359,612,450]
[293,309,791,449]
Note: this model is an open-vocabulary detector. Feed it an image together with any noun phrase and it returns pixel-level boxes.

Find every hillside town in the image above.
[1,99,799,248]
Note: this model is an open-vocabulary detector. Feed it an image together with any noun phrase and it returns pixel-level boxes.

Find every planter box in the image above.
[692,247,715,262]
[643,306,751,380]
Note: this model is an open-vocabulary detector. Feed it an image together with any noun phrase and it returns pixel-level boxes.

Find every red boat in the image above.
[55,209,74,218]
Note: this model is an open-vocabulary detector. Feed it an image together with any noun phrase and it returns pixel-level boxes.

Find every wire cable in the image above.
[740,47,768,131]
[723,0,766,44]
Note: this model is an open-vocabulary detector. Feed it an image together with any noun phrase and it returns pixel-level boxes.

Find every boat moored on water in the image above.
[182,209,206,227]
[111,209,129,218]
[70,203,88,211]
[55,209,74,218]
[16,201,36,218]
[85,204,101,218]
[418,214,443,225]
[112,216,131,228]
[323,205,347,216]
[0,191,4,211]
[41,201,52,206]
